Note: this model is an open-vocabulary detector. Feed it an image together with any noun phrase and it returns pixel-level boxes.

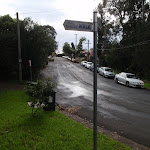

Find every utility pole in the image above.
[84,40,91,61]
[74,34,78,49]
[16,12,22,82]
[74,34,78,58]
[142,0,145,22]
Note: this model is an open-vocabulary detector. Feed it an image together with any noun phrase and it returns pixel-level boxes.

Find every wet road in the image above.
[40,57,150,148]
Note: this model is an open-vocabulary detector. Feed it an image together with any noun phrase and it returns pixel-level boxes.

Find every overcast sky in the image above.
[0,0,102,53]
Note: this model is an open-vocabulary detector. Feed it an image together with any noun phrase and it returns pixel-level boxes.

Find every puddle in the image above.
[58,81,93,98]
[58,80,113,99]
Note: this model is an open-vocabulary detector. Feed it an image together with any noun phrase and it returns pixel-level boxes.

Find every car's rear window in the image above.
[105,68,113,72]
[127,74,137,79]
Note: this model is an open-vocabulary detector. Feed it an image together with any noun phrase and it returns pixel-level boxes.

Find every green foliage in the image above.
[21,18,57,79]
[0,90,131,150]
[63,42,72,56]
[98,0,150,79]
[0,15,57,80]
[25,77,56,114]
[63,37,86,58]
[77,37,86,54]
[0,15,17,77]
[71,42,75,50]
[144,82,150,89]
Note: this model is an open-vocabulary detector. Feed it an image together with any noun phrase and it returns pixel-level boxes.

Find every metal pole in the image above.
[88,40,89,61]
[29,60,32,82]
[93,11,97,150]
[74,34,78,49]
[30,66,32,82]
[17,12,22,82]
[84,40,91,61]
[142,0,144,22]
[74,34,78,58]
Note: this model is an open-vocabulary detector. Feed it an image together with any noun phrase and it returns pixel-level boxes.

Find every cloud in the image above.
[0,0,101,53]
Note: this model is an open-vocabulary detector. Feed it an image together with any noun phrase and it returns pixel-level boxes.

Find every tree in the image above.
[97,0,150,79]
[0,15,57,80]
[71,42,76,58]
[71,42,75,50]
[63,42,72,56]
[21,18,57,79]
[76,37,86,56]
[0,15,17,78]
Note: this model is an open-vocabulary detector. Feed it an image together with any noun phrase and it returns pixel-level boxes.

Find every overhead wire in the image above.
[101,39,150,51]
[19,8,70,15]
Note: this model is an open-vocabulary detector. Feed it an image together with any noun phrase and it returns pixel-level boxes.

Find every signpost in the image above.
[63,11,98,150]
[93,11,97,150]
[29,60,32,82]
[17,12,22,83]
[63,20,93,32]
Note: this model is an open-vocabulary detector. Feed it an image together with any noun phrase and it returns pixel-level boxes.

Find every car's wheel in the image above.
[115,78,118,83]
[126,81,129,87]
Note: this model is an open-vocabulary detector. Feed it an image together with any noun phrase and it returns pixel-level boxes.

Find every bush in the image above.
[26,77,56,115]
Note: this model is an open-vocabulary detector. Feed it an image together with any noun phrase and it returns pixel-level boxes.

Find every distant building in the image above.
[81,49,93,61]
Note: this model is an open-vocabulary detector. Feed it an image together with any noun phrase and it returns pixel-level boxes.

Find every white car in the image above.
[81,61,87,66]
[89,63,99,72]
[85,62,93,69]
[114,72,144,88]
[98,67,115,78]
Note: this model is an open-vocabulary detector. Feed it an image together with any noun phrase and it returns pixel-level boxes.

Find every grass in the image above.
[0,90,132,150]
[144,82,150,89]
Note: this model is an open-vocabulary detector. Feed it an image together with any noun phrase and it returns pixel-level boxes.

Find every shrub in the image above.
[26,77,56,115]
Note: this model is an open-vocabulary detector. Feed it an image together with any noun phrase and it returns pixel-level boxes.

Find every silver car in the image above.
[89,63,99,72]
[85,62,93,69]
[114,72,144,88]
[81,61,87,66]
[98,67,115,78]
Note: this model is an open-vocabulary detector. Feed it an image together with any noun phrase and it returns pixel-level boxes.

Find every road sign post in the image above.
[29,60,32,82]
[63,14,98,150]
[93,11,97,150]
[17,12,22,83]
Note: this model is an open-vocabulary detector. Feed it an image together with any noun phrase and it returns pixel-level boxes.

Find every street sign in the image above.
[64,13,98,150]
[29,60,31,66]
[63,20,93,32]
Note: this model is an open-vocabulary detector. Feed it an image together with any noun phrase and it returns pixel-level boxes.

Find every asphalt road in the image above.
[40,57,150,148]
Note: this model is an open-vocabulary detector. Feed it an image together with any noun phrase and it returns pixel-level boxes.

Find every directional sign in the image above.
[63,20,93,32]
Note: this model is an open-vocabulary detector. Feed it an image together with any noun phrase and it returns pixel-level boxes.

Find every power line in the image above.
[102,39,150,51]
[19,8,70,15]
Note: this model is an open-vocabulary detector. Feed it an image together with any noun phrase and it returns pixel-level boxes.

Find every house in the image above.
[81,49,94,61]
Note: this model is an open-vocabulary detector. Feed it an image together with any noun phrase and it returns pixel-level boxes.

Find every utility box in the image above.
[43,91,56,111]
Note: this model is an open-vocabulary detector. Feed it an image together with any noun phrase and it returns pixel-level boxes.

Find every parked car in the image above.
[98,67,115,78]
[114,72,144,88]
[62,56,67,58]
[72,57,79,63]
[72,58,79,63]
[89,63,99,72]
[85,62,93,69]
[81,61,87,66]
